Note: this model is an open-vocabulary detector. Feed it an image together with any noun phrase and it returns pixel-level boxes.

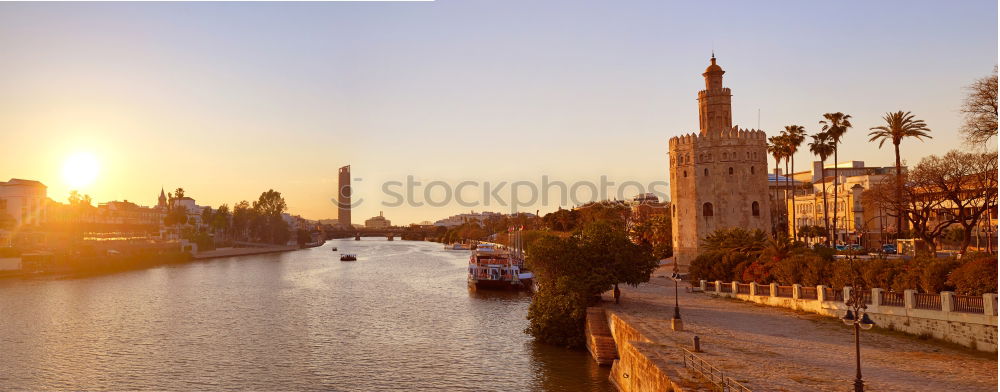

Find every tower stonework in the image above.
[669,56,772,268]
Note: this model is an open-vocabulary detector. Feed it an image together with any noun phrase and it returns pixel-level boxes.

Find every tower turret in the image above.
[697,55,733,135]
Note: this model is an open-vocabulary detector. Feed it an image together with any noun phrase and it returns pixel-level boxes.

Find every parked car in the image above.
[882,244,897,254]
[834,244,847,251]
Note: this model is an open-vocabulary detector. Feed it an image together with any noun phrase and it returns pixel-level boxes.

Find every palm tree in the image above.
[783,125,807,240]
[767,135,786,236]
[808,132,835,246]
[868,111,932,239]
[819,112,852,245]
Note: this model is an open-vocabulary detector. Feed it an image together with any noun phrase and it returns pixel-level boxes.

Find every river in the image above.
[0,239,612,391]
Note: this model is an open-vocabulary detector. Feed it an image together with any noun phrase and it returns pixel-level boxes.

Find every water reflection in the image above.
[0,240,610,391]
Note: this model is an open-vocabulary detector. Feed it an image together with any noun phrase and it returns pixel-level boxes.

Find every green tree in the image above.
[868,111,932,235]
[525,221,656,348]
[174,187,185,199]
[232,200,253,242]
[819,112,852,245]
[808,132,835,245]
[767,135,787,236]
[782,125,807,240]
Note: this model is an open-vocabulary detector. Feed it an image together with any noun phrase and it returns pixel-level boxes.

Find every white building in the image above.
[0,179,47,227]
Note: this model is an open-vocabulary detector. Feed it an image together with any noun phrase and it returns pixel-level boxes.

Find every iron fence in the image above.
[799,286,818,300]
[736,284,751,294]
[681,348,753,392]
[755,285,771,296]
[953,295,984,314]
[914,293,942,310]
[880,291,905,307]
[776,286,794,298]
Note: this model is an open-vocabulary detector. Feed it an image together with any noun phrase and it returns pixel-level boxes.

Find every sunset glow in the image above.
[61,152,100,189]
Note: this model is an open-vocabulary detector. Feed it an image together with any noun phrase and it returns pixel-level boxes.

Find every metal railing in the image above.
[954,295,985,314]
[755,285,771,296]
[824,287,844,302]
[799,286,818,300]
[880,291,905,307]
[736,284,751,294]
[851,290,872,305]
[681,348,753,392]
[914,293,942,310]
[720,284,733,293]
[776,286,794,298]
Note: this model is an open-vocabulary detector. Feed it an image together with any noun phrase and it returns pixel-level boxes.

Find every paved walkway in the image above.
[606,266,997,391]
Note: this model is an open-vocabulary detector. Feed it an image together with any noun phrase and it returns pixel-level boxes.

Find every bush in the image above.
[948,253,998,295]
[919,258,960,294]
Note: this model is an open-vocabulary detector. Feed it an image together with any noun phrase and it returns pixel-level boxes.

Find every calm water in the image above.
[0,239,611,391]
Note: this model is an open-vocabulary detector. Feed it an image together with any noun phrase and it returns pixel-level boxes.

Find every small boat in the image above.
[340,254,357,261]
[331,247,338,251]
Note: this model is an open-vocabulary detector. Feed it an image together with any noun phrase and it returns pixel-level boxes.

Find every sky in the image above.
[0,0,996,225]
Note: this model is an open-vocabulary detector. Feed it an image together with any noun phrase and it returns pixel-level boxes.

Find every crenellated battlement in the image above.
[697,88,731,98]
[668,126,767,147]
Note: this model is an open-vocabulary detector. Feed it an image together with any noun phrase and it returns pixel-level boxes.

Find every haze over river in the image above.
[0,239,611,391]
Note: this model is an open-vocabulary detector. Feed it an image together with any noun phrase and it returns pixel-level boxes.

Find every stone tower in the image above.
[668,56,772,268]
[338,165,352,228]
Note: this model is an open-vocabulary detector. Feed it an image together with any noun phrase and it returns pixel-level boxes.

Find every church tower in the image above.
[668,56,772,268]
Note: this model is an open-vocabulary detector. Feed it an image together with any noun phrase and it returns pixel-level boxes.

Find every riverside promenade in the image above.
[601,265,997,391]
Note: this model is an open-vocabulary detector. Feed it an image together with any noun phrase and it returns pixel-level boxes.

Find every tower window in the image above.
[704,168,709,176]
[752,201,760,216]
[703,202,714,217]
[750,166,755,174]
[683,171,687,178]
[728,167,734,175]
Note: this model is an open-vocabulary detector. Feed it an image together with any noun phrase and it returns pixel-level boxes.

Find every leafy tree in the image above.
[767,135,787,236]
[960,68,998,145]
[232,200,253,241]
[808,132,835,245]
[868,111,932,234]
[174,188,185,199]
[782,125,807,239]
[819,112,853,244]
[525,221,656,348]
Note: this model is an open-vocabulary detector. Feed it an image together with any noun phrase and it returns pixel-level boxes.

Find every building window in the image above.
[752,201,760,216]
[672,205,676,217]
[703,202,714,217]
[750,166,755,174]
[728,167,734,175]
[683,171,687,178]
[704,168,709,176]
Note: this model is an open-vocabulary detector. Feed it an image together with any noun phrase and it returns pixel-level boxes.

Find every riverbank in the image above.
[0,241,312,279]
[595,266,997,391]
[192,245,301,260]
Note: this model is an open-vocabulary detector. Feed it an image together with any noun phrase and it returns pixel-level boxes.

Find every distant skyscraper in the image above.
[338,165,352,228]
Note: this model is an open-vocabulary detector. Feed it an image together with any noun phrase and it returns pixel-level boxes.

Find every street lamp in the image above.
[841,254,875,392]
[670,268,683,331]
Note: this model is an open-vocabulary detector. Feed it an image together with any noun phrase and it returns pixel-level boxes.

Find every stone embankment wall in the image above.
[585,308,697,392]
[701,280,999,352]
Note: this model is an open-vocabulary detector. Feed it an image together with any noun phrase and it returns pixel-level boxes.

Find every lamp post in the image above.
[670,265,683,331]
[841,253,875,392]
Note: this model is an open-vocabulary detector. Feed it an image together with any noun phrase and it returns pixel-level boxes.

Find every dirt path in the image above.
[606,268,997,391]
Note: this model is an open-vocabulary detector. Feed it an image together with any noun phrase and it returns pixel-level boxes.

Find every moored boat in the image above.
[340,254,357,261]
[467,242,532,291]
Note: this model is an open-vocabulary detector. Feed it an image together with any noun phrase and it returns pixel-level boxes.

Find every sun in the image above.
[62,152,100,188]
